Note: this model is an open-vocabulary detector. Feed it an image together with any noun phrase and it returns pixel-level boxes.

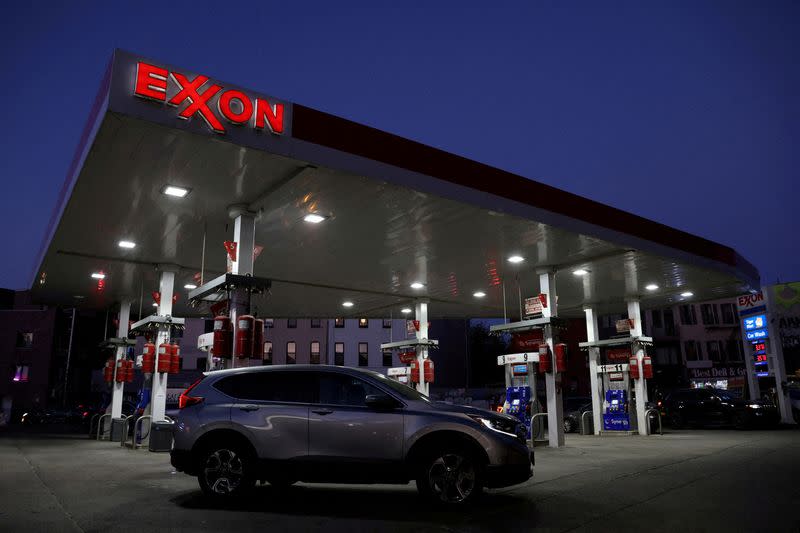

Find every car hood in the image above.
[427,401,519,424]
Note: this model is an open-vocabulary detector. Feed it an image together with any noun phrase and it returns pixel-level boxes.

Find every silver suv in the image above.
[171,365,533,504]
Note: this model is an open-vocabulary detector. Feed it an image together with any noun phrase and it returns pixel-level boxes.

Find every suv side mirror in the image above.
[364,393,398,410]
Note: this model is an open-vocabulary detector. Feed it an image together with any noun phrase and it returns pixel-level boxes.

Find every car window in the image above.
[214,371,312,403]
[317,372,383,407]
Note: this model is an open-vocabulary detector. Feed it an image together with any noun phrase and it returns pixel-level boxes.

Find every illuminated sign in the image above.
[743,314,767,331]
[737,292,764,311]
[752,342,767,354]
[745,329,768,341]
[756,371,769,377]
[133,61,284,136]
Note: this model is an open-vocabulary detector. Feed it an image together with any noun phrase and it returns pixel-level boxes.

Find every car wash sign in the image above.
[125,56,287,138]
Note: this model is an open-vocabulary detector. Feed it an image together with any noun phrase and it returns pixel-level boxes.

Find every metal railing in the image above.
[88,413,102,438]
[645,408,663,435]
[96,413,112,440]
[530,412,548,442]
[581,411,594,435]
[130,415,152,449]
[119,415,135,447]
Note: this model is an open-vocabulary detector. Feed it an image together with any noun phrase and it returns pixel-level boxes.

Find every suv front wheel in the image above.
[197,442,255,499]
[416,446,483,505]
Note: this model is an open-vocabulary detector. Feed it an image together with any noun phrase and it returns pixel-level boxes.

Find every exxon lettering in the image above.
[133,61,284,135]
[738,292,764,308]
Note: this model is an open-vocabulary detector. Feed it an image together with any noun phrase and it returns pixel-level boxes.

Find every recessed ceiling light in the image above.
[152,302,158,307]
[410,282,425,290]
[303,213,327,224]
[73,295,85,299]
[645,284,659,291]
[401,308,412,314]
[342,301,354,308]
[681,291,694,297]
[118,240,136,249]
[573,269,588,276]
[161,185,190,198]
[184,284,197,290]
[473,291,486,298]
[508,255,524,264]
[91,272,105,279]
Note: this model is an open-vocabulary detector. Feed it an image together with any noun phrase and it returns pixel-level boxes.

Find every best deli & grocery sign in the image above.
[133,61,285,136]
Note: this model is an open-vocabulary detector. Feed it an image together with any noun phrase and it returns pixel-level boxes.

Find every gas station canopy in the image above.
[31,50,759,319]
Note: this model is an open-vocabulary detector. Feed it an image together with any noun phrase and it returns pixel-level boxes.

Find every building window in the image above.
[700,304,718,326]
[12,365,29,382]
[679,305,697,325]
[263,342,273,365]
[382,349,393,367]
[311,318,321,328]
[334,318,345,328]
[706,341,722,362]
[310,341,321,364]
[286,341,296,364]
[664,310,676,336]
[334,342,344,366]
[359,318,368,328]
[16,332,33,349]
[287,318,297,329]
[358,342,369,366]
[383,319,392,328]
[265,319,274,328]
[684,340,700,361]
[726,339,743,362]
[651,310,662,328]
[720,303,736,324]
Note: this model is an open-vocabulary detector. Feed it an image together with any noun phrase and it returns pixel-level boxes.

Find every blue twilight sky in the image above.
[0,1,797,290]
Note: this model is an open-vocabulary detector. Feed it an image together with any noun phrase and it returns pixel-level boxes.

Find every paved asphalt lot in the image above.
[1,427,798,533]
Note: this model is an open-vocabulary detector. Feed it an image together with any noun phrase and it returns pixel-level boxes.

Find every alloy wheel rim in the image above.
[204,449,244,494]
[428,453,476,503]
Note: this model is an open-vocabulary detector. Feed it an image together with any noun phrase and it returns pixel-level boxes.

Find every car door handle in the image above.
[239,405,260,412]
[312,408,334,415]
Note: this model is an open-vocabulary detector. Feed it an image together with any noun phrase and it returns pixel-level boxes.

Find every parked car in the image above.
[661,388,779,429]
[171,365,534,504]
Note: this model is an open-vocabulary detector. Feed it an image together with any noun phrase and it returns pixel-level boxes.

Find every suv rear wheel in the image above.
[197,442,255,499]
[416,446,482,505]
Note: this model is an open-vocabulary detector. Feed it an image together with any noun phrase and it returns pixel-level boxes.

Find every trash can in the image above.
[110,417,126,442]
[149,420,174,452]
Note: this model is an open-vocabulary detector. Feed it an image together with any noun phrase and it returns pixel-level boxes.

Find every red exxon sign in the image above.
[133,61,284,136]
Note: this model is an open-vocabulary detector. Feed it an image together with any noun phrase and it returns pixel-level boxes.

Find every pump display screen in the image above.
[512,364,528,376]
[512,399,520,406]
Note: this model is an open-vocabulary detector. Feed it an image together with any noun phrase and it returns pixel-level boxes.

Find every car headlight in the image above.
[468,415,520,438]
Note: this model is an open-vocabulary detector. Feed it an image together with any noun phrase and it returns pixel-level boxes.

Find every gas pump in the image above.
[496,332,542,438]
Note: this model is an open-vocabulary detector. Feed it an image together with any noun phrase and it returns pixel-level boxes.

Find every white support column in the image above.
[229,208,257,369]
[415,299,430,396]
[110,301,131,419]
[764,289,795,424]
[627,300,649,435]
[540,271,565,448]
[151,269,175,422]
[584,307,602,435]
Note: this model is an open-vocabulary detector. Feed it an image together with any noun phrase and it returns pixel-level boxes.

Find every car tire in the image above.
[416,445,483,505]
[669,412,685,429]
[564,418,575,434]
[734,413,749,430]
[197,441,255,500]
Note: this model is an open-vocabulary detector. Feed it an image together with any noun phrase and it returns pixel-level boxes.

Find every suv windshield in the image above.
[364,371,430,402]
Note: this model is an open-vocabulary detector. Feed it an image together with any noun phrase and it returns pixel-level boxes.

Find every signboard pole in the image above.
[584,307,602,435]
[764,288,795,424]
[110,301,131,420]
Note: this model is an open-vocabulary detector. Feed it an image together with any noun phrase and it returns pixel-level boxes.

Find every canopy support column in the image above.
[627,300,649,435]
[540,271,565,448]
[415,299,430,397]
[229,207,257,368]
[584,307,602,435]
[110,301,131,420]
[151,269,175,422]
